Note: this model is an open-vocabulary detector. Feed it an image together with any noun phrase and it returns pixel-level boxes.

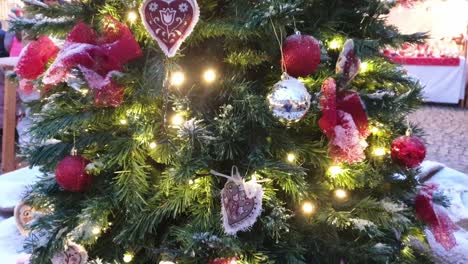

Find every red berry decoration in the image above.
[391,136,426,168]
[55,155,92,192]
[282,32,321,78]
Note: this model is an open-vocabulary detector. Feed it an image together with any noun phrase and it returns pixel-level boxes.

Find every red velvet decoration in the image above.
[100,17,143,65]
[42,17,142,108]
[65,21,98,45]
[319,78,370,163]
[94,82,125,108]
[15,35,59,80]
[388,56,460,66]
[391,136,426,168]
[397,0,425,8]
[208,257,238,264]
[18,79,34,96]
[415,184,459,251]
[282,33,321,78]
[55,155,92,192]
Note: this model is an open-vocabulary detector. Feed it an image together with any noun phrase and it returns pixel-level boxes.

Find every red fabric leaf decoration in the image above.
[94,82,124,108]
[318,78,337,138]
[336,91,370,138]
[336,39,361,84]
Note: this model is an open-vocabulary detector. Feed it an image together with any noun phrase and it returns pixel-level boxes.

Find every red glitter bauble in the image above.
[391,136,426,168]
[282,33,321,78]
[55,155,92,192]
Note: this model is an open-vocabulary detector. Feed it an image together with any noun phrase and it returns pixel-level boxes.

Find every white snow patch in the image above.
[0,167,42,210]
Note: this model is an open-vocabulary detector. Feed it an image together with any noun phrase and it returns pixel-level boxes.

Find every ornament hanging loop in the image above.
[293,16,299,34]
[270,18,286,74]
[71,132,78,156]
[406,118,412,136]
[210,166,243,184]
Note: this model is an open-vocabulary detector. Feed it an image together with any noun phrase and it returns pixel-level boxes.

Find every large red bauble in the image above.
[282,33,321,78]
[55,155,92,192]
[391,136,426,168]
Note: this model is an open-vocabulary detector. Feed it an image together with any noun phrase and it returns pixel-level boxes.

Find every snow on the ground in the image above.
[0,167,42,264]
[0,216,26,264]
[0,167,41,210]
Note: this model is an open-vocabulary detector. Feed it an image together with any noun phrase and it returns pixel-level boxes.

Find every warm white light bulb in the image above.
[287,153,296,163]
[91,226,100,235]
[127,11,138,23]
[123,253,133,263]
[170,71,185,86]
[373,147,386,157]
[360,62,370,73]
[203,69,217,83]
[329,39,341,50]
[149,142,157,149]
[370,126,380,135]
[335,189,348,199]
[328,165,344,177]
[302,202,315,215]
[171,114,185,126]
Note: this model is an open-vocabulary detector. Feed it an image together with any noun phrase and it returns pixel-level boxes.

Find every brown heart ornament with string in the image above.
[139,0,200,57]
[213,167,264,235]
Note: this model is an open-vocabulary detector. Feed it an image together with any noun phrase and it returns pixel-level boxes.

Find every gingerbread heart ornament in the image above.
[140,0,200,57]
[14,201,36,235]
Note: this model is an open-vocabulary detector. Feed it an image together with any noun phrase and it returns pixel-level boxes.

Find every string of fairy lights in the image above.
[103,11,389,263]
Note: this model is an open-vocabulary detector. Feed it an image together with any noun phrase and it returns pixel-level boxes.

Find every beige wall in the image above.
[386,0,468,39]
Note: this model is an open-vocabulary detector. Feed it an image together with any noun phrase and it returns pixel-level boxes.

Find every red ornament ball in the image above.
[209,258,238,264]
[282,33,321,78]
[55,155,92,192]
[391,136,426,168]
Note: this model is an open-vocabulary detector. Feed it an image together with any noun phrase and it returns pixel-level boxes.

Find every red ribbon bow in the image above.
[415,184,459,251]
[319,78,370,163]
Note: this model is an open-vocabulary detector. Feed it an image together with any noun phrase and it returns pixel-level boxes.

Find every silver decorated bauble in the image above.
[267,76,311,122]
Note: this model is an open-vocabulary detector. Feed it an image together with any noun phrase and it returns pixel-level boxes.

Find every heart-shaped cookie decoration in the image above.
[139,0,200,57]
[221,180,263,235]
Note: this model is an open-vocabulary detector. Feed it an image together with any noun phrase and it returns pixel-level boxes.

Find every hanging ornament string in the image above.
[292,16,299,33]
[406,117,412,136]
[210,166,269,198]
[163,59,171,129]
[270,18,287,75]
[71,131,77,156]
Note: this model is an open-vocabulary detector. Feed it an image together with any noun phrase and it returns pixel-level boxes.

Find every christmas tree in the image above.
[11,0,434,263]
